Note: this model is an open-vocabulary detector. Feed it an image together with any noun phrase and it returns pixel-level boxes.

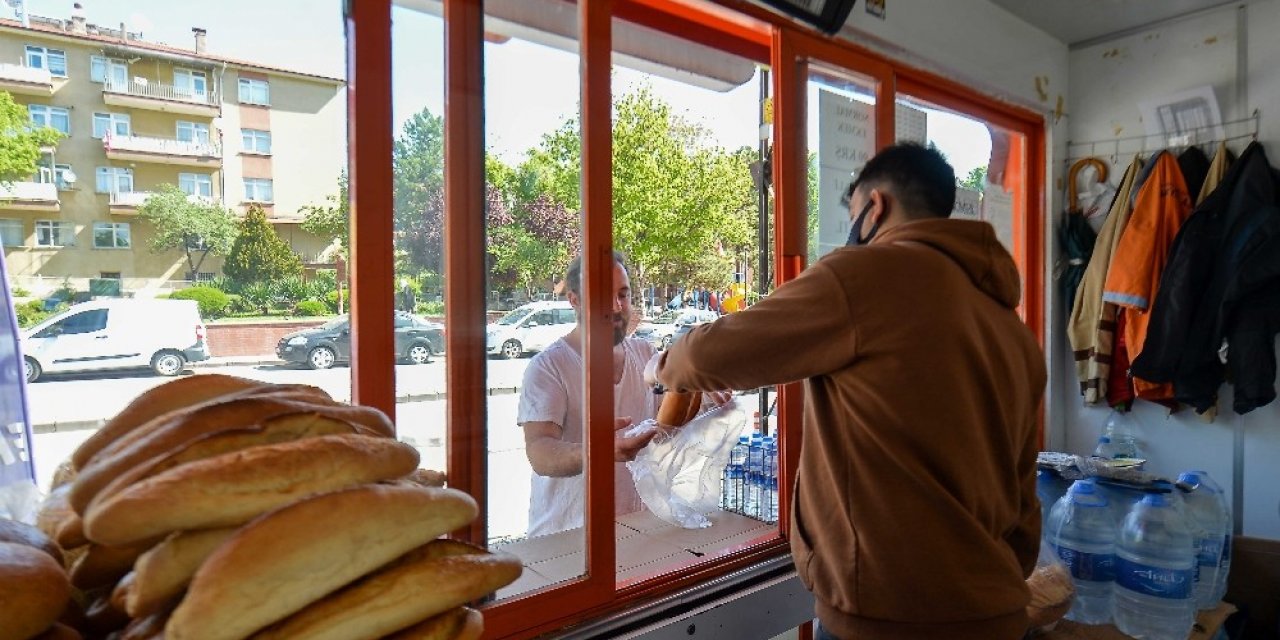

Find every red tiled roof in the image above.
[0,17,345,84]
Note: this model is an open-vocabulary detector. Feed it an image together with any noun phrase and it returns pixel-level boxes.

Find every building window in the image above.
[244,178,273,203]
[95,167,134,194]
[241,129,271,154]
[100,271,122,280]
[177,121,211,144]
[92,112,131,139]
[28,104,70,134]
[36,164,75,190]
[173,68,208,98]
[90,56,128,85]
[93,222,131,249]
[35,220,75,247]
[238,78,270,105]
[179,173,213,198]
[25,45,67,77]
[195,272,216,282]
[0,219,24,247]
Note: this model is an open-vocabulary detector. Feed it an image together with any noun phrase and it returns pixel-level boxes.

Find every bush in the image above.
[206,276,239,295]
[239,282,274,315]
[169,286,231,319]
[11,287,30,298]
[416,300,444,316]
[272,276,309,307]
[225,294,253,315]
[15,300,49,328]
[295,300,328,317]
[223,205,303,286]
[324,289,348,314]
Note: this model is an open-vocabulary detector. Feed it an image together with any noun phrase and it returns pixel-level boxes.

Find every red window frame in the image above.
[345,1,1047,637]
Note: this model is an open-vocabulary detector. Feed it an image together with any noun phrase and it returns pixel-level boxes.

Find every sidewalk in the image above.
[193,354,286,368]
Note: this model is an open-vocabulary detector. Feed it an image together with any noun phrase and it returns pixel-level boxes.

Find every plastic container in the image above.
[1114,493,1197,640]
[1037,468,1072,529]
[1046,479,1117,624]
[1101,410,1143,460]
[766,477,779,523]
[721,464,744,512]
[1178,471,1231,609]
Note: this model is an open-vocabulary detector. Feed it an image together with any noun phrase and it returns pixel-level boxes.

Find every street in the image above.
[26,358,763,542]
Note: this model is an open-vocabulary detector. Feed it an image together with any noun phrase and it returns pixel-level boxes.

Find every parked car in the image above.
[277,311,444,370]
[667,309,721,347]
[486,300,575,359]
[21,299,210,382]
[633,308,717,350]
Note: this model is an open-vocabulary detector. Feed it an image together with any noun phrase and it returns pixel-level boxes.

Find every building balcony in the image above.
[0,182,60,212]
[104,135,222,168]
[108,191,214,214]
[102,79,220,117]
[0,63,61,96]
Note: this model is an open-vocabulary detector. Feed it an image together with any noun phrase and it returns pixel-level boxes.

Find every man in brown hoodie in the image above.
[649,143,1046,640]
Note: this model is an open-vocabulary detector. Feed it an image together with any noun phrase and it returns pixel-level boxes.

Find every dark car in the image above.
[277,312,444,370]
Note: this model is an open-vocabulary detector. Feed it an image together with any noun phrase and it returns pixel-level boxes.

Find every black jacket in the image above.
[1131,142,1280,413]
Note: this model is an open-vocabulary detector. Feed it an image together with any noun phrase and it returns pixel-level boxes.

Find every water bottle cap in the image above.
[1067,480,1108,507]
[738,436,750,444]
[1098,435,1112,444]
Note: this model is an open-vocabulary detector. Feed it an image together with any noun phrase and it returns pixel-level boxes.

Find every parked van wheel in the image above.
[308,346,337,370]
[151,351,186,377]
[501,339,523,359]
[407,343,433,365]
[24,357,40,383]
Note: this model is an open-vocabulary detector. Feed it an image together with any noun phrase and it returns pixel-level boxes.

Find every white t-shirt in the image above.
[517,337,660,538]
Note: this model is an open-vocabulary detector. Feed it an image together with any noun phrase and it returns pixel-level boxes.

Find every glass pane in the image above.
[607,17,778,586]
[807,66,879,262]
[895,94,1026,301]
[13,0,350,498]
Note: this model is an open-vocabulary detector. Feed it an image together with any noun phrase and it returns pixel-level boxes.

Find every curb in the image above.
[192,357,286,368]
[31,386,522,435]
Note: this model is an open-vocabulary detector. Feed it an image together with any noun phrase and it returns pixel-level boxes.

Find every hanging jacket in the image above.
[1069,158,1143,403]
[1197,142,1235,206]
[1223,203,1280,412]
[1178,145,1212,203]
[1103,152,1193,401]
[1130,142,1279,413]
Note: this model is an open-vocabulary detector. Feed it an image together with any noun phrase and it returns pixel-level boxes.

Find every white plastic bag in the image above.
[625,398,748,529]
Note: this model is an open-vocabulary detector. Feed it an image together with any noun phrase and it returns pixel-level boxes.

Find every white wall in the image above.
[1064,2,1280,540]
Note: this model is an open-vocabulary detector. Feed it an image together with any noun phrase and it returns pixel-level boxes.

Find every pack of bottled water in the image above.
[1046,479,1117,624]
[719,432,778,523]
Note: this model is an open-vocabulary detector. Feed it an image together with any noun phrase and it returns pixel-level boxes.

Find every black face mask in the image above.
[846,199,884,246]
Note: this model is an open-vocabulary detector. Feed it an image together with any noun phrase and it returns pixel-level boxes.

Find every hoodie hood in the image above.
[873,218,1023,308]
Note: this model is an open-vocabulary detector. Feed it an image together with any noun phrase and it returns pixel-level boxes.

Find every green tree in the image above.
[299,171,349,256]
[223,205,303,286]
[0,90,64,183]
[959,166,988,192]
[393,109,446,275]
[138,184,238,279]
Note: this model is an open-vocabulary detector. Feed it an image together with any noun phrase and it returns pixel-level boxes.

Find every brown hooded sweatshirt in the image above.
[656,218,1046,640]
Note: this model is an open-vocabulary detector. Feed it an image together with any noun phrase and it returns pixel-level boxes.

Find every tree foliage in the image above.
[959,166,988,193]
[393,110,446,275]
[0,90,65,184]
[223,205,303,285]
[137,184,239,278]
[299,171,349,256]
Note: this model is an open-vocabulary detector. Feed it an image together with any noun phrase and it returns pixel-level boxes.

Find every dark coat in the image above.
[1131,142,1280,413]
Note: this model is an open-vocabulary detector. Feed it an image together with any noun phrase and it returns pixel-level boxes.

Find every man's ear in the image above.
[869,188,890,224]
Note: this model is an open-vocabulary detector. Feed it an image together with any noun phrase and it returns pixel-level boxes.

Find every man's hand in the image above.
[703,390,734,408]
[613,416,656,462]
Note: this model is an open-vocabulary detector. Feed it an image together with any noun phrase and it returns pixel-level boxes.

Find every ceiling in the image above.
[988,0,1243,46]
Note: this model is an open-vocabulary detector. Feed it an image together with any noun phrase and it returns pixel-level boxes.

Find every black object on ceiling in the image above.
[748,0,858,35]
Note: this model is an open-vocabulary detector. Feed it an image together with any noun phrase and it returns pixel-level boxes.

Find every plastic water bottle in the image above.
[766,477,779,523]
[1046,479,1117,624]
[1037,468,1071,529]
[730,436,749,467]
[1193,472,1232,605]
[1102,410,1144,460]
[1178,471,1231,609]
[721,465,744,512]
[743,471,759,519]
[1094,435,1126,459]
[1114,493,1197,639]
[764,438,778,480]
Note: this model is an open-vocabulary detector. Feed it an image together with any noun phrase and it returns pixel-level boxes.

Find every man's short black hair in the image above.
[565,251,628,296]
[842,143,956,218]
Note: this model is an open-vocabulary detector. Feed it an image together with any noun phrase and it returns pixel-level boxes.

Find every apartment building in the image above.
[0,7,345,296]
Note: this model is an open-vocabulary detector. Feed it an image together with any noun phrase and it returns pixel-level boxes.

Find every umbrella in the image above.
[1059,158,1108,316]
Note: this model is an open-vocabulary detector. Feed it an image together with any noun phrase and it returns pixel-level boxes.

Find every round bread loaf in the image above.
[0,541,71,640]
[0,518,63,565]
[84,434,420,546]
[166,484,478,640]
[253,540,520,640]
[35,486,73,542]
[70,373,265,470]
[70,387,352,514]
[125,527,236,617]
[93,412,359,509]
[382,607,483,640]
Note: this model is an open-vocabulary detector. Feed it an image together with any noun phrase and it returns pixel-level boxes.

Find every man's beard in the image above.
[612,313,627,346]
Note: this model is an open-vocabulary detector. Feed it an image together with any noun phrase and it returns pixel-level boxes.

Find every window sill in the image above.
[242,200,274,205]
[32,246,69,250]
[92,247,132,251]
[239,151,272,157]
[491,510,777,600]
[240,101,271,108]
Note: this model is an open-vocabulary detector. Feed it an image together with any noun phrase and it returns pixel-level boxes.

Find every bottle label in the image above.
[1197,537,1223,567]
[1053,545,1115,582]
[1116,556,1193,599]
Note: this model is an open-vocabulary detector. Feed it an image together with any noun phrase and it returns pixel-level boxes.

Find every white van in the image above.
[485,300,576,359]
[21,299,211,382]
